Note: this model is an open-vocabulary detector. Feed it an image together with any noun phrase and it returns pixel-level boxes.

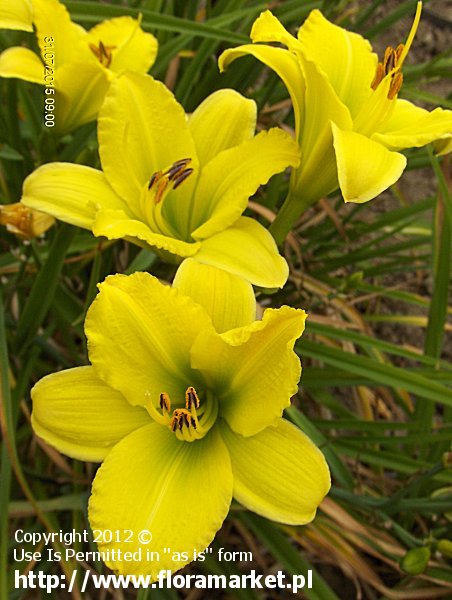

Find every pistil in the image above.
[370,1,422,99]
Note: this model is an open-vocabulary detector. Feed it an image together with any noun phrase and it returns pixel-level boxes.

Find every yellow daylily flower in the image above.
[0,202,54,238]
[219,2,452,242]
[0,0,33,31]
[0,0,157,133]
[21,73,300,287]
[31,260,330,577]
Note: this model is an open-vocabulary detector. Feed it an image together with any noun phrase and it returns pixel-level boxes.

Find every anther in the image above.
[165,158,192,181]
[173,169,193,189]
[146,158,193,209]
[89,40,115,68]
[185,386,200,410]
[154,178,169,204]
[388,71,403,100]
[148,170,163,190]
[170,409,193,433]
[383,46,396,74]
[159,392,171,413]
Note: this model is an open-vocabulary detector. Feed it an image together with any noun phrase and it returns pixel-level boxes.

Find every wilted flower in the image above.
[0,202,54,238]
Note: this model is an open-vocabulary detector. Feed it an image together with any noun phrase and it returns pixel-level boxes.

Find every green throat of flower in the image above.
[89,40,116,68]
[146,386,218,442]
[370,0,422,100]
[140,158,194,238]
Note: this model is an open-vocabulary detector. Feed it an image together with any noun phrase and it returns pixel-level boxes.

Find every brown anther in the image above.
[89,40,116,68]
[154,178,169,204]
[170,409,193,432]
[370,62,384,90]
[185,386,200,410]
[388,71,403,100]
[371,42,406,98]
[383,46,396,74]
[173,169,193,189]
[159,392,171,412]
[148,170,163,190]
[395,43,404,62]
[165,158,192,181]
[89,43,101,60]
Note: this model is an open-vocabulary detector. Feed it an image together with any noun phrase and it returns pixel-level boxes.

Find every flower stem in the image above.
[269,188,317,245]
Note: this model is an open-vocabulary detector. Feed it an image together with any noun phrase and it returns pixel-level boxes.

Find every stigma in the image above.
[145,386,217,442]
[370,1,422,99]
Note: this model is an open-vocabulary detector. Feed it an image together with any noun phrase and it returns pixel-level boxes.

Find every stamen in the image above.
[165,158,192,181]
[159,392,171,413]
[185,386,200,410]
[154,178,169,204]
[383,47,396,75]
[147,387,217,442]
[388,71,403,100]
[89,40,116,68]
[148,171,163,190]
[173,169,194,189]
[142,158,194,238]
[370,63,384,90]
[146,158,193,203]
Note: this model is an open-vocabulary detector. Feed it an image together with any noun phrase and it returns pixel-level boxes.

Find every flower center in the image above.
[140,158,194,236]
[145,386,218,442]
[148,158,193,204]
[89,40,116,68]
[370,1,422,99]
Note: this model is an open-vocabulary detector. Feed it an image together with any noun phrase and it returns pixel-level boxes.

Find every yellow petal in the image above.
[292,57,352,204]
[85,16,158,74]
[298,9,377,118]
[0,0,33,31]
[195,217,289,288]
[434,137,452,157]
[189,89,256,166]
[250,10,299,51]
[54,62,110,133]
[89,424,232,577]
[373,99,452,152]
[173,259,256,333]
[191,128,300,239]
[191,305,306,436]
[332,123,407,203]
[92,207,200,257]
[221,419,330,524]
[0,47,43,84]
[31,367,150,462]
[98,72,198,207]
[32,0,86,68]
[85,272,214,407]
[21,163,126,229]
[219,44,304,138]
